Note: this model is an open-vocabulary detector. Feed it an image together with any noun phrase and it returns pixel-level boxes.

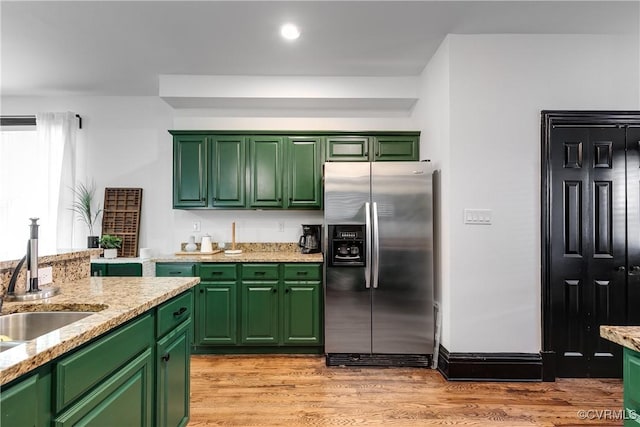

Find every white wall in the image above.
[416,34,640,354]
[1,96,415,256]
[409,37,451,348]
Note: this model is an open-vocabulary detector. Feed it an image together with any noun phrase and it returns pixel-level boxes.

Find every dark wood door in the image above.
[550,126,631,377]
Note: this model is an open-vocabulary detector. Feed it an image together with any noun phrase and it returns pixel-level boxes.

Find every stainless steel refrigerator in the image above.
[324,161,434,367]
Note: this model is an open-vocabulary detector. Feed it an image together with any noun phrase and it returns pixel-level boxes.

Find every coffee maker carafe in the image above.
[299,224,321,254]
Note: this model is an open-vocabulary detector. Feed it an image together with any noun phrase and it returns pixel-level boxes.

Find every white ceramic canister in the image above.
[200,234,213,253]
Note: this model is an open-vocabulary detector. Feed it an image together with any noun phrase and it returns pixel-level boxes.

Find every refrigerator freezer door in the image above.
[324,162,372,354]
[371,162,434,354]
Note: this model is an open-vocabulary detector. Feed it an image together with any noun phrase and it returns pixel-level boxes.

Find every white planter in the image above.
[103,248,118,259]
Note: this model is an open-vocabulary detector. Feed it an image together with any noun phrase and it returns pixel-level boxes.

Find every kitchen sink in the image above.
[0,311,94,344]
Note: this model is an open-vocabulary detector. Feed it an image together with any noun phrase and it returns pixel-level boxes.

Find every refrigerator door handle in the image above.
[365,202,372,289]
[372,202,380,289]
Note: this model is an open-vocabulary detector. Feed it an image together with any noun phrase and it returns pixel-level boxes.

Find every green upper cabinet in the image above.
[285,136,323,209]
[326,134,419,162]
[325,136,370,162]
[248,136,284,208]
[210,135,246,208]
[173,134,207,208]
[170,131,419,209]
[373,135,419,161]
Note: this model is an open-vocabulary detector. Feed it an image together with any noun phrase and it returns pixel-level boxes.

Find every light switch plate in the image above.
[464,209,492,225]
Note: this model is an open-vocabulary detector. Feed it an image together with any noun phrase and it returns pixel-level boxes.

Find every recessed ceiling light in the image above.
[280,23,300,41]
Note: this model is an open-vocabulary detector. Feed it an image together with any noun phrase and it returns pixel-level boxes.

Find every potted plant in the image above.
[99,234,122,259]
[70,181,102,248]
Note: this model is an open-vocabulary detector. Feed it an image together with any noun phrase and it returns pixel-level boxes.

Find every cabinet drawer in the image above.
[200,264,237,281]
[283,263,322,281]
[55,313,154,412]
[241,264,279,280]
[156,291,193,339]
[156,263,196,277]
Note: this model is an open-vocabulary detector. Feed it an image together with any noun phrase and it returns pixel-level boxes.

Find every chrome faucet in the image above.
[6,218,59,301]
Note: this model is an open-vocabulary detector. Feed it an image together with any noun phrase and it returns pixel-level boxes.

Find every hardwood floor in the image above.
[189,355,623,426]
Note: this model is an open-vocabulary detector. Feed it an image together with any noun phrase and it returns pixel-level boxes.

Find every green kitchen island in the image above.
[601,325,640,426]
[0,275,199,427]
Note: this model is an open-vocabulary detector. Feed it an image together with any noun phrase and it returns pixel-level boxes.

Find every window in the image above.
[0,127,62,260]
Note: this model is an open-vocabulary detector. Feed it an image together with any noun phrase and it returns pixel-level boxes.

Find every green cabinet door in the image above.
[283,282,322,345]
[196,283,238,345]
[0,366,52,427]
[157,321,191,427]
[326,136,370,162]
[373,136,419,161]
[54,348,154,427]
[248,136,284,208]
[210,135,246,208]
[624,348,640,426]
[156,263,196,277]
[286,136,323,209]
[173,134,207,208]
[241,282,279,344]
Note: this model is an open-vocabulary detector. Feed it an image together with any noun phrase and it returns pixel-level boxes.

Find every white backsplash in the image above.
[171,209,323,251]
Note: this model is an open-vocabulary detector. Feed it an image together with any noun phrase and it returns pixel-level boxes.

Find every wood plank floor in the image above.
[189,355,624,426]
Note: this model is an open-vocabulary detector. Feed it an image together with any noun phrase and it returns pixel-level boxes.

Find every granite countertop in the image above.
[600,325,640,352]
[0,276,199,386]
[154,251,323,263]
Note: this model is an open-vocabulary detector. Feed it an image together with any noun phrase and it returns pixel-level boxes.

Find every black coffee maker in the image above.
[298,224,322,254]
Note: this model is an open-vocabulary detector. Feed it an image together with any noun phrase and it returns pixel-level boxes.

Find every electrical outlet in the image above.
[278,221,285,232]
[38,266,53,285]
[193,221,201,232]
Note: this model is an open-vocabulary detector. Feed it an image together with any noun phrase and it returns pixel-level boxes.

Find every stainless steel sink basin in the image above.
[0,311,94,343]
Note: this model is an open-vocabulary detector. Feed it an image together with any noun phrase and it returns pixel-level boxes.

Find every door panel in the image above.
[324,162,372,354]
[210,136,246,208]
[324,267,371,353]
[248,136,283,208]
[370,162,433,354]
[173,135,207,208]
[550,126,626,377]
[626,127,640,325]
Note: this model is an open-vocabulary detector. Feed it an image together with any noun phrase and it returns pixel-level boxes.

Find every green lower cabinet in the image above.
[196,283,238,345]
[193,262,323,352]
[156,263,196,277]
[624,348,640,426]
[54,348,154,427]
[157,320,191,427]
[283,282,322,345]
[0,366,52,427]
[92,262,142,277]
[241,282,279,344]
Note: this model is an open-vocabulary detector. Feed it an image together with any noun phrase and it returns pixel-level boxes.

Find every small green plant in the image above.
[99,234,122,249]
[69,181,102,236]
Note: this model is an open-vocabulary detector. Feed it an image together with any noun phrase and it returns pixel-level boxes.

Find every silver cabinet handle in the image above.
[372,202,380,289]
[365,202,371,289]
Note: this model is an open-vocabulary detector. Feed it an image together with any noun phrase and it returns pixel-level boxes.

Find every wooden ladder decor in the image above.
[102,188,143,258]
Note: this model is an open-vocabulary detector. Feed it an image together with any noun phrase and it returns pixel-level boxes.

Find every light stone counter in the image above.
[600,325,640,352]
[154,251,323,263]
[0,275,199,385]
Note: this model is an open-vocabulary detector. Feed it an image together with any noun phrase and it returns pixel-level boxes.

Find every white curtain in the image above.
[36,112,81,252]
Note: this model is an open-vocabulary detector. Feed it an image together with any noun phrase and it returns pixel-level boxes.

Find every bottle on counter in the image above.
[185,235,197,252]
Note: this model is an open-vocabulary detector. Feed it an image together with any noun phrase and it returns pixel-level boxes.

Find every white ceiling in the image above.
[1,1,638,97]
